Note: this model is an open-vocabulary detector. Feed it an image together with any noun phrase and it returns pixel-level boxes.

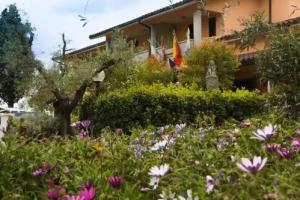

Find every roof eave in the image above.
[89,0,198,39]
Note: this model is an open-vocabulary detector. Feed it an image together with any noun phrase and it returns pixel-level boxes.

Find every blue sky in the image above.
[0,0,181,65]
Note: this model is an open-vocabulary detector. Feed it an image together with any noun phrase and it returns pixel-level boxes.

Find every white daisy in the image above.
[237,156,267,173]
[149,164,170,177]
[206,176,216,194]
[150,140,168,151]
[159,190,177,200]
[178,189,199,200]
[251,124,277,141]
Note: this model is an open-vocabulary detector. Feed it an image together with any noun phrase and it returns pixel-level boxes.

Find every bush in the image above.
[17,112,57,136]
[181,40,240,89]
[266,84,300,118]
[80,84,265,131]
[135,59,175,85]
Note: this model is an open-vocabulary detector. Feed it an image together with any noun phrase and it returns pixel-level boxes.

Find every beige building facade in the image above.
[68,0,300,90]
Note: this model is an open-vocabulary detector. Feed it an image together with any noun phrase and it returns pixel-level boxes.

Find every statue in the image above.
[206,60,220,90]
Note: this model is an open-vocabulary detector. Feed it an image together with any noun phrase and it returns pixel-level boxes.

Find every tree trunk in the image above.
[53,100,72,135]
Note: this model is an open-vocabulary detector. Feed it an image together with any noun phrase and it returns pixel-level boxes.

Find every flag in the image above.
[168,58,176,69]
[150,54,158,64]
[185,27,191,55]
[172,31,182,66]
[160,36,167,62]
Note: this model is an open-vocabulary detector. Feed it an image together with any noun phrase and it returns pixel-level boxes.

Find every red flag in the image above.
[173,32,182,66]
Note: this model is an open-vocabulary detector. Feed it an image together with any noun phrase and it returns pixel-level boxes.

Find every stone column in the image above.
[193,9,202,46]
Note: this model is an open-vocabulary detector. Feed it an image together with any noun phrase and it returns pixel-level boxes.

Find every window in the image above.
[209,17,216,37]
[188,24,194,39]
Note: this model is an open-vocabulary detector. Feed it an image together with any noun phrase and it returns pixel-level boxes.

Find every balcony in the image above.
[134,39,194,62]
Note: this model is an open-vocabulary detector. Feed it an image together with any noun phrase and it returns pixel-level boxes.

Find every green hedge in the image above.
[80,84,266,130]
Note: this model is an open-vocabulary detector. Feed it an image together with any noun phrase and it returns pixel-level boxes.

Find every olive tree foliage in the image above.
[234,12,271,51]
[99,30,137,91]
[235,12,300,113]
[29,31,132,135]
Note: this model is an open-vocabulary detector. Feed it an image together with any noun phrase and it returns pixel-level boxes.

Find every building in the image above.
[68,0,300,90]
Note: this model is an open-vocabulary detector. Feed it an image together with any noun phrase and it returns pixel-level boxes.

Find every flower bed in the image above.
[0,113,299,199]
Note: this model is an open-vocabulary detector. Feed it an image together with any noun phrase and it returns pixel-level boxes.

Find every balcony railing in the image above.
[134,39,194,62]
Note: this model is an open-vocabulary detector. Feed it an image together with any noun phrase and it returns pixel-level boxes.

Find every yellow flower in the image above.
[84,91,91,97]
[95,143,104,153]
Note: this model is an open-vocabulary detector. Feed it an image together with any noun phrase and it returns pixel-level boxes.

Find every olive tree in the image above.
[235,12,300,113]
[30,32,133,135]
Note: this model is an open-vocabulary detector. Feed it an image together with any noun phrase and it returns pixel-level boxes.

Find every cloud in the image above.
[53,0,140,14]
[0,0,182,65]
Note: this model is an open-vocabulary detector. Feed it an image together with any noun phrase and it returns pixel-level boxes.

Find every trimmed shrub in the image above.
[80,84,265,131]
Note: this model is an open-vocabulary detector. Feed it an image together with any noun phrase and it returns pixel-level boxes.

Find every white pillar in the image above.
[150,25,156,55]
[193,9,202,46]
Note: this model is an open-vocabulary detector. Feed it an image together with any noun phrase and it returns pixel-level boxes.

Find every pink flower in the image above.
[46,179,55,186]
[237,156,267,173]
[33,168,43,177]
[263,144,281,152]
[277,148,293,158]
[33,162,51,177]
[43,162,51,174]
[296,128,300,136]
[66,195,84,200]
[78,129,88,139]
[115,128,123,135]
[47,188,59,200]
[107,176,123,188]
[79,187,96,200]
[292,140,300,147]
[81,120,92,128]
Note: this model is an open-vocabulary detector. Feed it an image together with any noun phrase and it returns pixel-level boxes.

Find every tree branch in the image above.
[69,59,117,109]
[36,65,62,100]
[59,33,68,76]
[62,33,67,58]
[94,59,119,75]
[51,88,63,101]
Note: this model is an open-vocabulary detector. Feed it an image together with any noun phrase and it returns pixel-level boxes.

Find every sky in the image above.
[0,0,182,65]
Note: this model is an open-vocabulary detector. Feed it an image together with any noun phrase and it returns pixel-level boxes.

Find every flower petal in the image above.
[241,158,252,167]
[253,156,262,167]
[258,157,267,171]
[237,163,250,173]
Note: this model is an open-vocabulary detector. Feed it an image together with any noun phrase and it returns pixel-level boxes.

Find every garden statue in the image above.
[206,60,220,90]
